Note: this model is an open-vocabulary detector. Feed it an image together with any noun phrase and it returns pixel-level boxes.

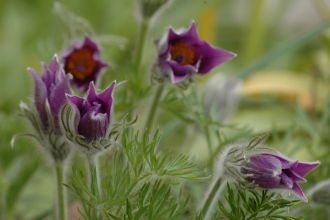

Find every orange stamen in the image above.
[170,41,195,66]
[65,47,97,81]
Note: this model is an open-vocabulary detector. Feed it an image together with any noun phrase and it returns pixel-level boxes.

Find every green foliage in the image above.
[216,183,300,220]
[109,181,189,220]
[68,126,207,219]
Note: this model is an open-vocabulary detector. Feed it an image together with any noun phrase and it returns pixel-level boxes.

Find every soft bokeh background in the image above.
[1,0,330,219]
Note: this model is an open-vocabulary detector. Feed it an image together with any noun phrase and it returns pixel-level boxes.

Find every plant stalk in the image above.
[201,177,224,220]
[55,163,66,220]
[204,125,214,169]
[144,84,164,134]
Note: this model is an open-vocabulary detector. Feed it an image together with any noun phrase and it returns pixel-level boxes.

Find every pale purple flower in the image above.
[241,153,320,201]
[28,55,71,132]
[154,21,236,84]
[66,81,116,142]
[61,36,108,92]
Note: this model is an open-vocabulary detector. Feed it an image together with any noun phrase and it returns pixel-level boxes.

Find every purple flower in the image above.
[61,36,108,92]
[28,55,71,132]
[67,81,116,142]
[241,153,320,201]
[155,21,236,84]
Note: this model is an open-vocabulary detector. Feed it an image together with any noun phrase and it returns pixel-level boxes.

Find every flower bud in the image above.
[152,21,236,89]
[216,135,320,201]
[61,81,116,156]
[61,36,108,92]
[18,56,72,162]
[29,56,72,131]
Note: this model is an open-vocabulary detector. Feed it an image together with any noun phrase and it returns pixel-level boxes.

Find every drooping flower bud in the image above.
[216,135,320,201]
[61,36,108,92]
[203,73,242,123]
[61,81,116,156]
[152,21,236,88]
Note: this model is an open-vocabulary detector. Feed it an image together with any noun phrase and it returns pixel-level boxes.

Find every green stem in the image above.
[144,85,165,134]
[88,156,101,218]
[135,17,150,72]
[55,163,66,220]
[204,125,214,169]
[201,177,224,220]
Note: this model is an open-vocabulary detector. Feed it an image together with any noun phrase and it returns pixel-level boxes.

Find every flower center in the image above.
[170,41,195,66]
[65,47,97,81]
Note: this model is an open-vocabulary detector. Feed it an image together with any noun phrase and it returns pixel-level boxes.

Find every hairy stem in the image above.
[144,84,165,134]
[201,177,224,220]
[55,163,66,220]
[204,125,214,169]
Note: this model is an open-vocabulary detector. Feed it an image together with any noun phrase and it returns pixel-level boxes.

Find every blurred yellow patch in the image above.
[198,7,217,44]
[243,71,330,111]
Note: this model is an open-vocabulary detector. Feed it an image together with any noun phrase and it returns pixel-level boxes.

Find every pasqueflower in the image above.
[29,55,71,132]
[66,81,116,142]
[154,21,235,85]
[19,55,72,161]
[241,153,319,201]
[61,36,108,92]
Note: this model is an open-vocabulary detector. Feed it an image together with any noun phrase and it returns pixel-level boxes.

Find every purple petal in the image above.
[86,82,99,103]
[242,154,282,188]
[48,55,61,75]
[283,168,306,182]
[163,61,196,83]
[67,94,85,109]
[28,67,48,128]
[279,172,293,189]
[291,161,320,177]
[291,183,308,202]
[265,153,320,177]
[49,75,71,130]
[196,44,236,74]
[83,36,101,53]
[167,22,199,43]
[78,110,108,141]
[98,81,116,117]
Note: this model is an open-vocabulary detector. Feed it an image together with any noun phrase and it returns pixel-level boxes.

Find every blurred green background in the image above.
[1,0,330,219]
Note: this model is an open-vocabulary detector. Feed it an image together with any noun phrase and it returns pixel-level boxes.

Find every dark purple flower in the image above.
[67,81,116,142]
[61,36,108,92]
[155,21,236,84]
[241,153,320,201]
[28,55,71,131]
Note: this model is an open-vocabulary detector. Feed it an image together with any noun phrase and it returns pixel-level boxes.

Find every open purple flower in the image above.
[66,81,116,142]
[155,21,236,84]
[28,55,71,132]
[241,153,320,201]
[61,36,108,92]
